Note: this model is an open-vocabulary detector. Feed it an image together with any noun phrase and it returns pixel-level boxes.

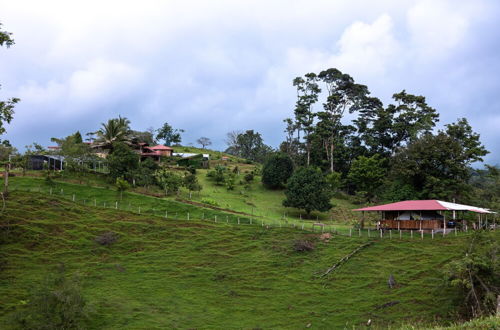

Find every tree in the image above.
[154,169,183,196]
[226,130,272,162]
[283,167,332,216]
[94,116,131,151]
[391,119,488,201]
[293,73,321,166]
[316,68,370,172]
[115,177,130,200]
[107,142,139,181]
[130,157,159,187]
[156,122,184,146]
[356,90,439,156]
[183,172,202,198]
[261,153,294,189]
[196,137,212,149]
[0,23,19,139]
[347,155,386,201]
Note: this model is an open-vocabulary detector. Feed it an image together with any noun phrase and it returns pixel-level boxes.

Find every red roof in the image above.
[355,200,448,212]
[150,145,173,150]
[354,200,494,214]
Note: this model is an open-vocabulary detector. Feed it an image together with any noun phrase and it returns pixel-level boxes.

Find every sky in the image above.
[1,0,499,165]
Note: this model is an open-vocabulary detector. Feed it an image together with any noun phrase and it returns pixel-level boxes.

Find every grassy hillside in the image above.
[1,190,496,328]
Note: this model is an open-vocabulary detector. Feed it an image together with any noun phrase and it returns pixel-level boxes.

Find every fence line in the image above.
[9,185,492,240]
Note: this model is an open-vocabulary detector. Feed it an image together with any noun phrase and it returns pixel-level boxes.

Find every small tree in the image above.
[115,177,130,200]
[184,173,202,199]
[196,137,212,149]
[262,153,294,189]
[283,167,332,216]
[154,169,183,196]
[107,142,139,181]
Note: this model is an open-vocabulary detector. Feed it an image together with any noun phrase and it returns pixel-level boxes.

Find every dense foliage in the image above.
[283,167,332,215]
[261,153,294,189]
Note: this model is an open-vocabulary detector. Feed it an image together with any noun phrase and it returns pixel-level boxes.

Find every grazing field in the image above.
[1,190,495,329]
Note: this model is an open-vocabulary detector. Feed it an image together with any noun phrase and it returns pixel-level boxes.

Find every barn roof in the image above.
[354,200,495,214]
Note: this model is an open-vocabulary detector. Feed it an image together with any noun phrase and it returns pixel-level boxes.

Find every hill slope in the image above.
[1,191,493,328]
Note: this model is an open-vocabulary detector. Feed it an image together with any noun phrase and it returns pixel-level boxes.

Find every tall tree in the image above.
[293,73,321,166]
[356,90,439,156]
[347,155,386,201]
[391,119,488,201]
[156,122,184,146]
[0,23,19,138]
[227,130,272,162]
[316,68,370,172]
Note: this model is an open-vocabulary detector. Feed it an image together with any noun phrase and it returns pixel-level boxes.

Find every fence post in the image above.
[187,212,190,221]
[202,213,205,220]
[389,230,392,239]
[455,227,457,236]
[399,230,402,239]
[226,216,228,223]
[94,199,96,207]
[411,230,413,239]
[250,218,252,225]
[349,228,352,237]
[49,188,52,195]
[165,211,168,219]
[380,229,383,238]
[61,189,63,195]
[139,207,141,214]
[115,201,118,209]
[368,229,370,238]
[432,230,434,239]
[301,224,304,230]
[359,228,361,237]
[421,230,424,240]
[72,194,75,202]
[215,215,217,223]
[238,218,240,225]
[104,202,106,208]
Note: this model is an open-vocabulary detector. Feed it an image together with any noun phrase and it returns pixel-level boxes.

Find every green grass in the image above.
[1,190,496,328]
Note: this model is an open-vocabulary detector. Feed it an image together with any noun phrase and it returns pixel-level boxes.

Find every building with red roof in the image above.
[354,200,495,231]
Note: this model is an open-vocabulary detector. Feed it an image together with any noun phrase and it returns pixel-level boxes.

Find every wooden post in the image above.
[399,230,402,239]
[94,199,96,207]
[368,229,370,238]
[349,228,352,237]
[250,218,252,225]
[238,218,240,225]
[226,216,228,223]
[215,215,217,222]
[380,229,382,238]
[49,188,52,195]
[358,228,361,237]
[421,230,424,240]
[72,194,75,202]
[432,230,434,239]
[443,213,447,237]
[115,201,118,209]
[138,206,141,214]
[187,212,190,220]
[165,211,168,218]
[301,224,304,230]
[411,230,413,239]
[455,227,457,236]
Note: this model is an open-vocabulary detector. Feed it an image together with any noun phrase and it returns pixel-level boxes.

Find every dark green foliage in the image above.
[107,143,139,181]
[283,167,332,215]
[131,158,158,187]
[391,120,488,201]
[443,232,500,318]
[243,173,254,183]
[13,268,89,329]
[347,155,386,201]
[261,153,294,189]
[184,172,202,197]
[94,116,131,151]
[154,169,183,196]
[225,130,272,163]
[156,122,184,146]
[115,177,130,200]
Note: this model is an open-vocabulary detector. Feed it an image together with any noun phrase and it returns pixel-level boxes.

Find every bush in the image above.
[293,240,315,252]
[262,153,293,189]
[13,268,89,329]
[94,232,119,246]
[201,198,219,206]
[244,173,254,183]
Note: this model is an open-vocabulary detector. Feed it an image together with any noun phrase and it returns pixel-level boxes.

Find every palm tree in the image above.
[94,116,131,151]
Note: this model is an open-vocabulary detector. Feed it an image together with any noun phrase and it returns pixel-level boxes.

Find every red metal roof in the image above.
[150,145,173,150]
[355,200,447,212]
[354,200,494,214]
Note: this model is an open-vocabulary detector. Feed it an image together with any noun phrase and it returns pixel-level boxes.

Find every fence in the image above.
[9,185,493,240]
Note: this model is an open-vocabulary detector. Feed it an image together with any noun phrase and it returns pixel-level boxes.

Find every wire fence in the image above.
[9,184,495,240]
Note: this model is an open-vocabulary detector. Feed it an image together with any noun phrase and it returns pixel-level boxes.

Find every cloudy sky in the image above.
[1,0,499,164]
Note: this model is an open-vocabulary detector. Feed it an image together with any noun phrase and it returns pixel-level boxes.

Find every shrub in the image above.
[293,240,315,252]
[13,268,89,329]
[94,232,119,246]
[262,153,294,189]
[244,173,254,183]
[201,198,219,207]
